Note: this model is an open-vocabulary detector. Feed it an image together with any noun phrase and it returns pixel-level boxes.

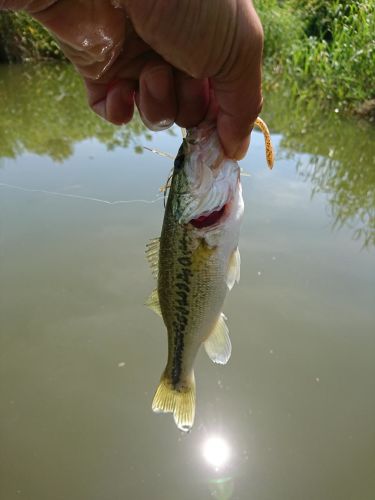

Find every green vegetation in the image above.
[0,11,63,62]
[256,0,375,116]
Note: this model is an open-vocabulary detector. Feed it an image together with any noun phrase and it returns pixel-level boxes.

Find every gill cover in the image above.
[176,126,241,225]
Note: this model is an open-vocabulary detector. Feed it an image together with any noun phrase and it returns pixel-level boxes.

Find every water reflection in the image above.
[0,63,151,161]
[203,435,234,500]
[262,89,375,248]
[1,64,373,247]
[203,436,231,469]
[208,476,234,500]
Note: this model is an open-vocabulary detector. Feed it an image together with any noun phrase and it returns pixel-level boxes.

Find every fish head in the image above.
[169,124,244,249]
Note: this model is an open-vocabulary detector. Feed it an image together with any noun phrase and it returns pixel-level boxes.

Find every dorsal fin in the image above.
[145,237,160,279]
[204,313,231,365]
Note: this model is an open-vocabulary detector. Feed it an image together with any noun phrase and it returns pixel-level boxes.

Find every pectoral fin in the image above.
[204,313,232,365]
[226,247,241,290]
[145,288,162,317]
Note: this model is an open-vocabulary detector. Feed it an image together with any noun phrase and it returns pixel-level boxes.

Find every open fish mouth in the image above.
[180,154,240,225]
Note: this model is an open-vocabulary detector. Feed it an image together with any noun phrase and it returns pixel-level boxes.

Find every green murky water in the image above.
[0,64,374,500]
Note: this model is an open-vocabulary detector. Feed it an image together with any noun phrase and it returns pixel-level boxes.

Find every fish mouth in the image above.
[189,204,227,229]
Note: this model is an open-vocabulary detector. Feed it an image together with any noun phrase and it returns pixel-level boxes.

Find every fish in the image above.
[146,117,274,431]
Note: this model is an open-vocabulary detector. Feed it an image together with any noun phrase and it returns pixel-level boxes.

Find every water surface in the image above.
[1,64,374,500]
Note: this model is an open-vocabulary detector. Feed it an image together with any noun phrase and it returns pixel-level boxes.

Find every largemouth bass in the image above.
[146,118,274,431]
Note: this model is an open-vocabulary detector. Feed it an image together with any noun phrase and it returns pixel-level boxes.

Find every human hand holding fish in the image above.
[2,0,264,159]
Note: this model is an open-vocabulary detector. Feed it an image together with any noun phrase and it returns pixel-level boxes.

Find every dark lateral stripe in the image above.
[171,328,185,386]
[170,212,191,387]
[174,142,185,171]
[172,250,191,385]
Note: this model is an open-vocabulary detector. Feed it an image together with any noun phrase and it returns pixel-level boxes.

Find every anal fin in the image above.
[204,313,232,365]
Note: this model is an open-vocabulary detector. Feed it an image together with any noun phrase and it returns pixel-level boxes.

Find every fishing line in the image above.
[142,146,174,160]
[0,182,163,206]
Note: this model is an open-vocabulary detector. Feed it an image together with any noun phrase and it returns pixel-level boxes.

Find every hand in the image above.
[8,0,264,159]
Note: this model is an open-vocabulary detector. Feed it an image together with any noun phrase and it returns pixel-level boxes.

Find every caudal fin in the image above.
[152,372,196,432]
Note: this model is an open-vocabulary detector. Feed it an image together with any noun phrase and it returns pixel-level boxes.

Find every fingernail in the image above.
[144,67,172,102]
[140,112,173,131]
[92,100,106,121]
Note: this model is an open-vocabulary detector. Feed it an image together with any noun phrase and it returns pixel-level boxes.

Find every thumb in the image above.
[213,70,263,160]
[212,1,264,160]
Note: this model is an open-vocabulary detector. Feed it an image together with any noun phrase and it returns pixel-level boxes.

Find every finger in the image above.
[174,72,210,128]
[85,78,136,125]
[213,73,263,160]
[213,2,264,160]
[137,61,176,130]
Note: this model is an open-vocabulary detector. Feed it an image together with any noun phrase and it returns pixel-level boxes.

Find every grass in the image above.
[255,0,375,117]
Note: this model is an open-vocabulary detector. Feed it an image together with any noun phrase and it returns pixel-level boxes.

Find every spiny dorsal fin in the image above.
[226,247,240,291]
[204,313,232,365]
[145,237,160,279]
[145,288,162,317]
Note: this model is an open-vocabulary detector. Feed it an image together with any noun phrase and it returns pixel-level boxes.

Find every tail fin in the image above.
[152,371,196,432]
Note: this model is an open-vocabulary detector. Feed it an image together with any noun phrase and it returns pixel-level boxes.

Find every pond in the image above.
[0,63,374,500]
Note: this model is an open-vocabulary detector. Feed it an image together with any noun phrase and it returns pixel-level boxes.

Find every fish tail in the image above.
[152,371,196,432]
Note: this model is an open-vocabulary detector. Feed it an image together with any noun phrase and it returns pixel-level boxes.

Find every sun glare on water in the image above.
[202,436,231,470]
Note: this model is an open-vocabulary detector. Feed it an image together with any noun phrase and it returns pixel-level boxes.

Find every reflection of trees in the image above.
[1,64,374,247]
[263,90,375,248]
[0,63,151,161]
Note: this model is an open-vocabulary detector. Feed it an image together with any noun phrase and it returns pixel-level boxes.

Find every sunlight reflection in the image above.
[202,434,234,500]
[202,436,231,470]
